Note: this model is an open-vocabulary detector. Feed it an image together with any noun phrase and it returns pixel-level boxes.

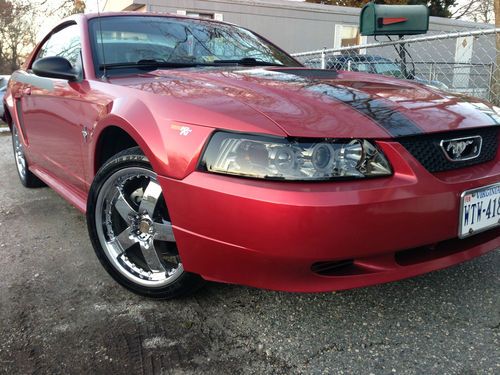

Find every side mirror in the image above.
[32,56,80,82]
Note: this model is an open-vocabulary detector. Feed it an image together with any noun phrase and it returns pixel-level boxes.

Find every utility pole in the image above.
[493,0,500,105]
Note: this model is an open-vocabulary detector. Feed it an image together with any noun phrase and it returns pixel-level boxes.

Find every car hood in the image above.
[110,67,500,139]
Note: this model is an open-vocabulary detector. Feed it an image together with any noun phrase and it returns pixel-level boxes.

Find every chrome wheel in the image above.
[95,167,183,288]
[12,126,26,180]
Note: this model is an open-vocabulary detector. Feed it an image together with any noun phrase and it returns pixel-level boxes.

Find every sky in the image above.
[85,0,99,12]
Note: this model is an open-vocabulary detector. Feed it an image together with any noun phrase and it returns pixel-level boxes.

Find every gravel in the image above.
[0,133,498,374]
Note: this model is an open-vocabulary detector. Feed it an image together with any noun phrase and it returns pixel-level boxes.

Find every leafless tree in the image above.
[39,0,85,16]
[473,0,495,23]
[452,0,494,23]
[0,1,37,74]
[0,0,85,74]
[306,1,458,17]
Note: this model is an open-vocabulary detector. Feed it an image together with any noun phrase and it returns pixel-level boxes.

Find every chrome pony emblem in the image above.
[440,136,482,162]
[447,140,473,157]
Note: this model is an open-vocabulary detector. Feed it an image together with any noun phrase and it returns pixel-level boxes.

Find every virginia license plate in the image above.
[459,183,500,238]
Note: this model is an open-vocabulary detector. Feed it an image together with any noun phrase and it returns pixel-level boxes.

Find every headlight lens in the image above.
[199,132,392,180]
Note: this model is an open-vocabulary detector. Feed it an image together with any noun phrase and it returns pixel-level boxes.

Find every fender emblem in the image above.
[81,127,88,142]
[171,124,192,136]
[179,126,192,136]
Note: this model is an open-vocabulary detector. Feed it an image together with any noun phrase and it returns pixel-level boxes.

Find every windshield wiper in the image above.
[98,60,212,71]
[98,58,284,73]
[213,57,284,67]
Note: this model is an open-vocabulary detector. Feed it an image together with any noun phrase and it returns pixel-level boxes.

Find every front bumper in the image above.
[159,141,500,292]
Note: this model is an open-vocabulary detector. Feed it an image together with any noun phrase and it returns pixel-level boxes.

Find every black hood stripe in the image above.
[240,69,424,137]
[307,83,423,137]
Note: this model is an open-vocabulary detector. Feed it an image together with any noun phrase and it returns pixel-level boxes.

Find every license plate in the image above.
[459,183,500,238]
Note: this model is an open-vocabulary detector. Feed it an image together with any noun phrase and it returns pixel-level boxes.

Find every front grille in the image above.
[398,127,498,173]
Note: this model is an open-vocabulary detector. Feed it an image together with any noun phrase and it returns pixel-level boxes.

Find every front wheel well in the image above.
[94,126,139,174]
[3,105,12,130]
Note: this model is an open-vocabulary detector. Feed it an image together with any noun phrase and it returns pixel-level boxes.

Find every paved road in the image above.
[0,133,498,374]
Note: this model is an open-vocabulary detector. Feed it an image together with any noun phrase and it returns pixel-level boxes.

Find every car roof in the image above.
[69,11,233,27]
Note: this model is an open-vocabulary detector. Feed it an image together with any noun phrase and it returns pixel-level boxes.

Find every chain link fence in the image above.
[292,28,500,104]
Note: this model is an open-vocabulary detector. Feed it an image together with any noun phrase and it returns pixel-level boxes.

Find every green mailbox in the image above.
[360,3,429,36]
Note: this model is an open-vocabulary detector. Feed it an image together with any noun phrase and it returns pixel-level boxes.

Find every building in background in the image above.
[102,0,493,54]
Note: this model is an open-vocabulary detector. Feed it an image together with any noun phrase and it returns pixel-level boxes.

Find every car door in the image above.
[21,23,88,193]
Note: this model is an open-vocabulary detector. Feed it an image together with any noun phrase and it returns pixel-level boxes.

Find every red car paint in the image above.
[3,13,499,292]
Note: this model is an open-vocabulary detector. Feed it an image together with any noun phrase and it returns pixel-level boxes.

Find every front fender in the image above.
[91,96,214,179]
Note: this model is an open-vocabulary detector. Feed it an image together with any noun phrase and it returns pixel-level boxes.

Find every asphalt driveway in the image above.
[0,132,498,374]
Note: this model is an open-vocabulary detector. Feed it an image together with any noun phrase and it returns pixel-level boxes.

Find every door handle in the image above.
[23,87,31,96]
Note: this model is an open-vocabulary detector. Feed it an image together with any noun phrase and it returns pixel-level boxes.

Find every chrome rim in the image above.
[95,167,183,288]
[12,126,26,180]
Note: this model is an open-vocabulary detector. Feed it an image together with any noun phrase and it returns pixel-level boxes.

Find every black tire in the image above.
[87,147,205,299]
[11,125,45,188]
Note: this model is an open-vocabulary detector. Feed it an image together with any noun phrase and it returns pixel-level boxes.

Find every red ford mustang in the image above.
[3,13,499,299]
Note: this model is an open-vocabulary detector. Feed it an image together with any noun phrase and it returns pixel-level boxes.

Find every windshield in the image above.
[373,62,403,78]
[89,16,300,75]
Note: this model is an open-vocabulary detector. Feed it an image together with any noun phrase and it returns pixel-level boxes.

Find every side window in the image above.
[35,24,82,72]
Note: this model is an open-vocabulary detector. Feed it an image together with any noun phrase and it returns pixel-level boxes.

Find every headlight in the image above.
[199,132,392,181]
